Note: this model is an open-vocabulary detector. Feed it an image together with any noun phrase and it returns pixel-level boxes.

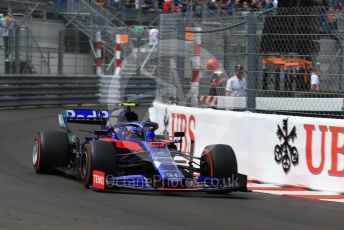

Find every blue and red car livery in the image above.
[33,104,248,193]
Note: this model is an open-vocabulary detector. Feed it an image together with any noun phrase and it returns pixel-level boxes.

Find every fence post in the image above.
[190,27,202,107]
[157,14,173,103]
[340,45,344,91]
[58,30,64,75]
[176,14,185,104]
[14,27,20,74]
[115,34,121,77]
[224,30,230,77]
[246,13,259,111]
[95,30,103,76]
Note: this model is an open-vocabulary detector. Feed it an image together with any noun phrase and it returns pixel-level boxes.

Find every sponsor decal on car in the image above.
[92,170,105,190]
[67,109,109,119]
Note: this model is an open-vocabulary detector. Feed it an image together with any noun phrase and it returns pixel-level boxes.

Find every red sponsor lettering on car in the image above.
[92,170,105,190]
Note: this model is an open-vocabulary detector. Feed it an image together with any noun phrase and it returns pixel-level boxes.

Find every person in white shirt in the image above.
[225,64,246,97]
[310,67,319,91]
[2,15,14,59]
[148,27,159,46]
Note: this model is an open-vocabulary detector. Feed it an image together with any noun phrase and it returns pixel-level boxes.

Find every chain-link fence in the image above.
[156,7,344,118]
[0,24,95,75]
[0,0,151,76]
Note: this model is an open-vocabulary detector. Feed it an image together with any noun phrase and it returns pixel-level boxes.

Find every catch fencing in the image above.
[156,7,344,118]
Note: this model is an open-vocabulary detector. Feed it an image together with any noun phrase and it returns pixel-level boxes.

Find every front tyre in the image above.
[81,140,117,188]
[200,145,238,194]
[200,144,238,178]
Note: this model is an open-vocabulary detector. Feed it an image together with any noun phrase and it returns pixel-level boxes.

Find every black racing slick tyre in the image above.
[33,131,69,174]
[200,144,238,178]
[81,140,117,188]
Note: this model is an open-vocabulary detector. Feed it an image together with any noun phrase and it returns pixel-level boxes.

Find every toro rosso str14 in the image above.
[33,104,248,193]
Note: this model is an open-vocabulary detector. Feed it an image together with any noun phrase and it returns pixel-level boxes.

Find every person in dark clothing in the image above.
[209,70,227,96]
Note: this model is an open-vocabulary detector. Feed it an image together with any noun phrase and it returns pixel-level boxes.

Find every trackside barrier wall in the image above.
[0,75,99,107]
[99,75,121,105]
[0,74,154,107]
[149,101,344,193]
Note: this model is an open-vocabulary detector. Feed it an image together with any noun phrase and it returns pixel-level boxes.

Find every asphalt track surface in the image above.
[0,107,344,230]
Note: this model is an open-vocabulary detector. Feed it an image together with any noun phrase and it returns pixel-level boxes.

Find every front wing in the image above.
[92,170,249,193]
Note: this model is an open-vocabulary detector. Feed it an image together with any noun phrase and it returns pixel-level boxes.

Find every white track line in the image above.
[255,190,338,196]
[247,183,281,188]
[321,199,344,203]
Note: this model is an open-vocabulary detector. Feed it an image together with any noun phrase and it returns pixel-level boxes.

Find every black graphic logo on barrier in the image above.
[275,119,299,173]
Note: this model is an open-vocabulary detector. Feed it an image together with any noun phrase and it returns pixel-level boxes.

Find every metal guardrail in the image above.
[0,75,99,107]
[0,75,155,108]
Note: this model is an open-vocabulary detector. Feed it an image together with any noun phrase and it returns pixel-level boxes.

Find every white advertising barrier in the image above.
[149,101,344,193]
[210,96,344,111]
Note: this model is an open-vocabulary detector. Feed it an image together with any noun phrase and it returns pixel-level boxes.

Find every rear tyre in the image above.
[33,131,69,174]
[81,140,117,188]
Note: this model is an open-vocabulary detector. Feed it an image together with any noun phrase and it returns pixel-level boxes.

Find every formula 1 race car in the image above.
[32,103,248,193]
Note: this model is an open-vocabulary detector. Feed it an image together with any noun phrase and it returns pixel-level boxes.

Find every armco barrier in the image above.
[0,75,100,107]
[149,101,344,193]
[99,75,121,105]
[0,75,155,108]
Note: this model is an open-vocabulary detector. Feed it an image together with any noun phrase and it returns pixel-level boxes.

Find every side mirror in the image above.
[174,132,185,138]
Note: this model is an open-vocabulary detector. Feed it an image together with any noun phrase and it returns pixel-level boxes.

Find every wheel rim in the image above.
[200,156,210,176]
[81,152,88,179]
[32,140,39,166]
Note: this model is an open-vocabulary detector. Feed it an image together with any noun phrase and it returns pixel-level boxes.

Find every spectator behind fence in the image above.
[162,0,172,12]
[265,0,274,9]
[209,69,227,96]
[207,0,216,10]
[59,0,67,11]
[233,0,242,11]
[2,15,15,60]
[249,0,263,11]
[225,64,246,97]
[112,0,119,7]
[327,8,337,32]
[148,26,159,46]
[310,67,320,92]
[221,0,233,11]
[205,58,227,96]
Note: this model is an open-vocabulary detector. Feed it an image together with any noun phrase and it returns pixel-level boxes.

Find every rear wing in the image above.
[58,109,110,129]
[58,104,139,129]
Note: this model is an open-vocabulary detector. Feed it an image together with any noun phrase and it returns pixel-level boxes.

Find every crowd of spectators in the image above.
[55,0,344,33]
[319,0,344,33]
[102,0,278,13]
[162,0,278,14]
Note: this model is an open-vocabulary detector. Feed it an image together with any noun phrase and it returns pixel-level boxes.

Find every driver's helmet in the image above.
[126,126,143,139]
